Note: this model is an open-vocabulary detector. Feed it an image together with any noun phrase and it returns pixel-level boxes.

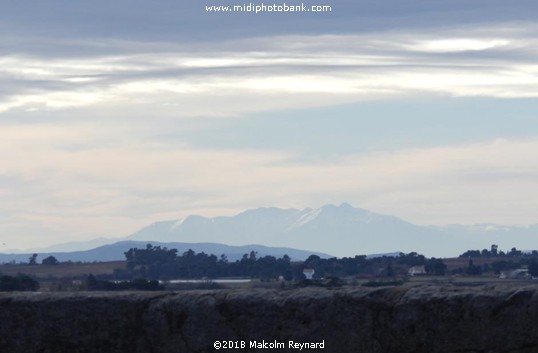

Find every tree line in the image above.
[457,245,538,276]
[113,244,448,280]
[114,244,538,281]
[115,244,294,280]
[0,274,39,291]
[459,244,533,258]
[4,243,538,293]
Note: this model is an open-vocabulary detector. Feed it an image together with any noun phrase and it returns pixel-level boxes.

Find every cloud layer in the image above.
[2,24,538,118]
[2,118,538,249]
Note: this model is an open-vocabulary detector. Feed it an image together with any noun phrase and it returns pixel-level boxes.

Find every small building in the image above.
[408,266,427,276]
[303,268,315,280]
[499,269,530,279]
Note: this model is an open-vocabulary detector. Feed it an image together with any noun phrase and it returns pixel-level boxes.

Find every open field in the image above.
[0,261,126,278]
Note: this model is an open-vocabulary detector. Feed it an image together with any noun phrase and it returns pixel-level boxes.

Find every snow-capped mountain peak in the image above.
[127,203,538,258]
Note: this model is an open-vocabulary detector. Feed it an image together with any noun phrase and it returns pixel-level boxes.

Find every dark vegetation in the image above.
[362,280,404,287]
[106,244,538,282]
[41,256,59,265]
[4,286,538,353]
[457,244,538,277]
[2,243,538,292]
[115,244,294,280]
[112,244,449,281]
[459,244,528,258]
[85,274,163,291]
[0,274,39,291]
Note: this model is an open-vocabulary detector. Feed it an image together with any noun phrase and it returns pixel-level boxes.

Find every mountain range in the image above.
[127,203,538,258]
[2,203,537,262]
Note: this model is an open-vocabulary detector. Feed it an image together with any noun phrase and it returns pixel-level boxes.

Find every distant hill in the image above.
[0,241,332,264]
[7,203,538,260]
[127,203,538,258]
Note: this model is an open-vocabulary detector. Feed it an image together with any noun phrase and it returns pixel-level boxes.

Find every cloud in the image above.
[1,23,537,117]
[2,118,537,249]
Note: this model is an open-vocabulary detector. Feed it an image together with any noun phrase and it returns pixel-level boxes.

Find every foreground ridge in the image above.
[1,284,538,353]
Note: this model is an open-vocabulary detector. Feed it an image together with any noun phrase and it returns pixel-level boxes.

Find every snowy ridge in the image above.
[292,208,321,227]
[120,203,538,258]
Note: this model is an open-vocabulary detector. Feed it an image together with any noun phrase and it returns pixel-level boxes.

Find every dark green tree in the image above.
[491,260,518,274]
[0,275,39,291]
[42,256,59,265]
[459,250,481,258]
[28,253,38,265]
[528,261,538,277]
[398,252,426,266]
[509,247,522,257]
[425,258,447,275]
[86,274,98,290]
[465,259,482,275]
[386,263,395,277]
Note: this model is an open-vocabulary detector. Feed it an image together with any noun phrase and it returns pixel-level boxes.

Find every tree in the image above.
[86,274,98,290]
[124,244,178,271]
[0,275,39,291]
[465,259,482,275]
[398,252,426,266]
[459,250,481,258]
[304,254,321,268]
[509,247,522,257]
[491,260,518,274]
[42,256,59,265]
[17,275,40,291]
[425,258,447,276]
[528,261,538,277]
[386,263,395,278]
[28,253,38,265]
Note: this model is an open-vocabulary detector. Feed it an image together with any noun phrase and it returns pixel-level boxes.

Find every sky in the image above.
[1,0,538,250]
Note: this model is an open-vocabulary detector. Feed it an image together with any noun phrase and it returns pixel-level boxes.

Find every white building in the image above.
[499,269,530,279]
[408,266,427,276]
[303,268,315,280]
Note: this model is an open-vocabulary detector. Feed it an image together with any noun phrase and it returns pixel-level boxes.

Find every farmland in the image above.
[0,261,125,279]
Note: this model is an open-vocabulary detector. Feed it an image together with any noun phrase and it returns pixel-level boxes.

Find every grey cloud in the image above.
[1,0,537,54]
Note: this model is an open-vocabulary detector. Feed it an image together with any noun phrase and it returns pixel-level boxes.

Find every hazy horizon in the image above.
[2,1,537,251]
[4,202,538,259]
